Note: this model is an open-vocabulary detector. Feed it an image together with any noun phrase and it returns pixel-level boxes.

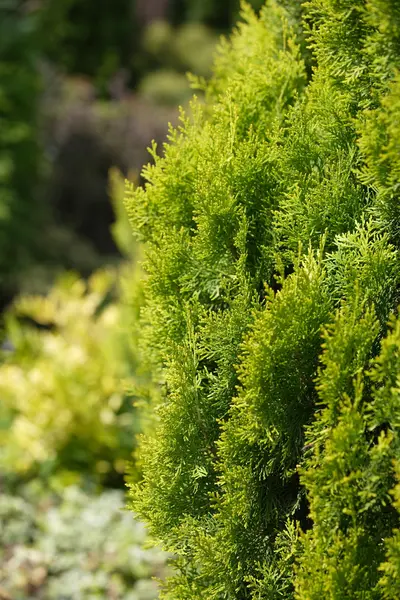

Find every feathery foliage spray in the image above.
[126,2,400,597]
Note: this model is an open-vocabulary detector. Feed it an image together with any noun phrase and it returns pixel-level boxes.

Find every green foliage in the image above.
[170,0,265,28]
[379,463,400,598]
[0,483,167,599]
[37,0,137,89]
[35,0,255,95]
[126,1,400,598]
[0,166,149,485]
[143,21,218,79]
[359,73,400,243]
[140,20,218,105]
[295,306,400,599]
[139,70,194,107]
[0,269,137,483]
[0,0,43,299]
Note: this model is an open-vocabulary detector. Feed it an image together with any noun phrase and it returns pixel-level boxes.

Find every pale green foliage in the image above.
[126,1,400,598]
[0,483,167,600]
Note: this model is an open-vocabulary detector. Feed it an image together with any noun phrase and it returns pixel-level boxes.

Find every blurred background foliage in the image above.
[0,171,152,488]
[0,483,168,599]
[0,0,264,308]
[0,0,264,597]
[0,269,135,483]
[0,0,43,307]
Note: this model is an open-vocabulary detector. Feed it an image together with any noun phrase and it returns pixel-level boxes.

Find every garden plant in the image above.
[127,1,400,598]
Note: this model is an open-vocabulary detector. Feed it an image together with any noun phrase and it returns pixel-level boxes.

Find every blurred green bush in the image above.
[0,169,147,486]
[0,163,166,595]
[0,483,167,599]
[142,21,217,77]
[0,269,137,483]
[0,1,44,304]
[36,0,264,87]
[139,70,192,106]
[169,0,265,28]
[139,20,218,105]
[37,0,138,92]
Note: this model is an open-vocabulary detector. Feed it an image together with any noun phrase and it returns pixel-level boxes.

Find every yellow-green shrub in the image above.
[0,268,137,483]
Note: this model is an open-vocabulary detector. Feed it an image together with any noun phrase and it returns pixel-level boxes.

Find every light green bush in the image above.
[139,70,193,107]
[171,23,218,78]
[140,21,218,106]
[0,269,137,481]
[126,1,400,598]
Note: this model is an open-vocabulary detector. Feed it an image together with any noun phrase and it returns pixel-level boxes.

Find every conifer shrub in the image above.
[126,0,400,598]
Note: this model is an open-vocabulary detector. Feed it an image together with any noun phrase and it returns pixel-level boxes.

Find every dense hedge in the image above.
[126,1,400,598]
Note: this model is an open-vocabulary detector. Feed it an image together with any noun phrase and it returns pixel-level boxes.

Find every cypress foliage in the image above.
[127,1,400,597]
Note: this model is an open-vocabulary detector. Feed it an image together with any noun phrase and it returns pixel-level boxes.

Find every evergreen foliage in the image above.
[127,1,400,597]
